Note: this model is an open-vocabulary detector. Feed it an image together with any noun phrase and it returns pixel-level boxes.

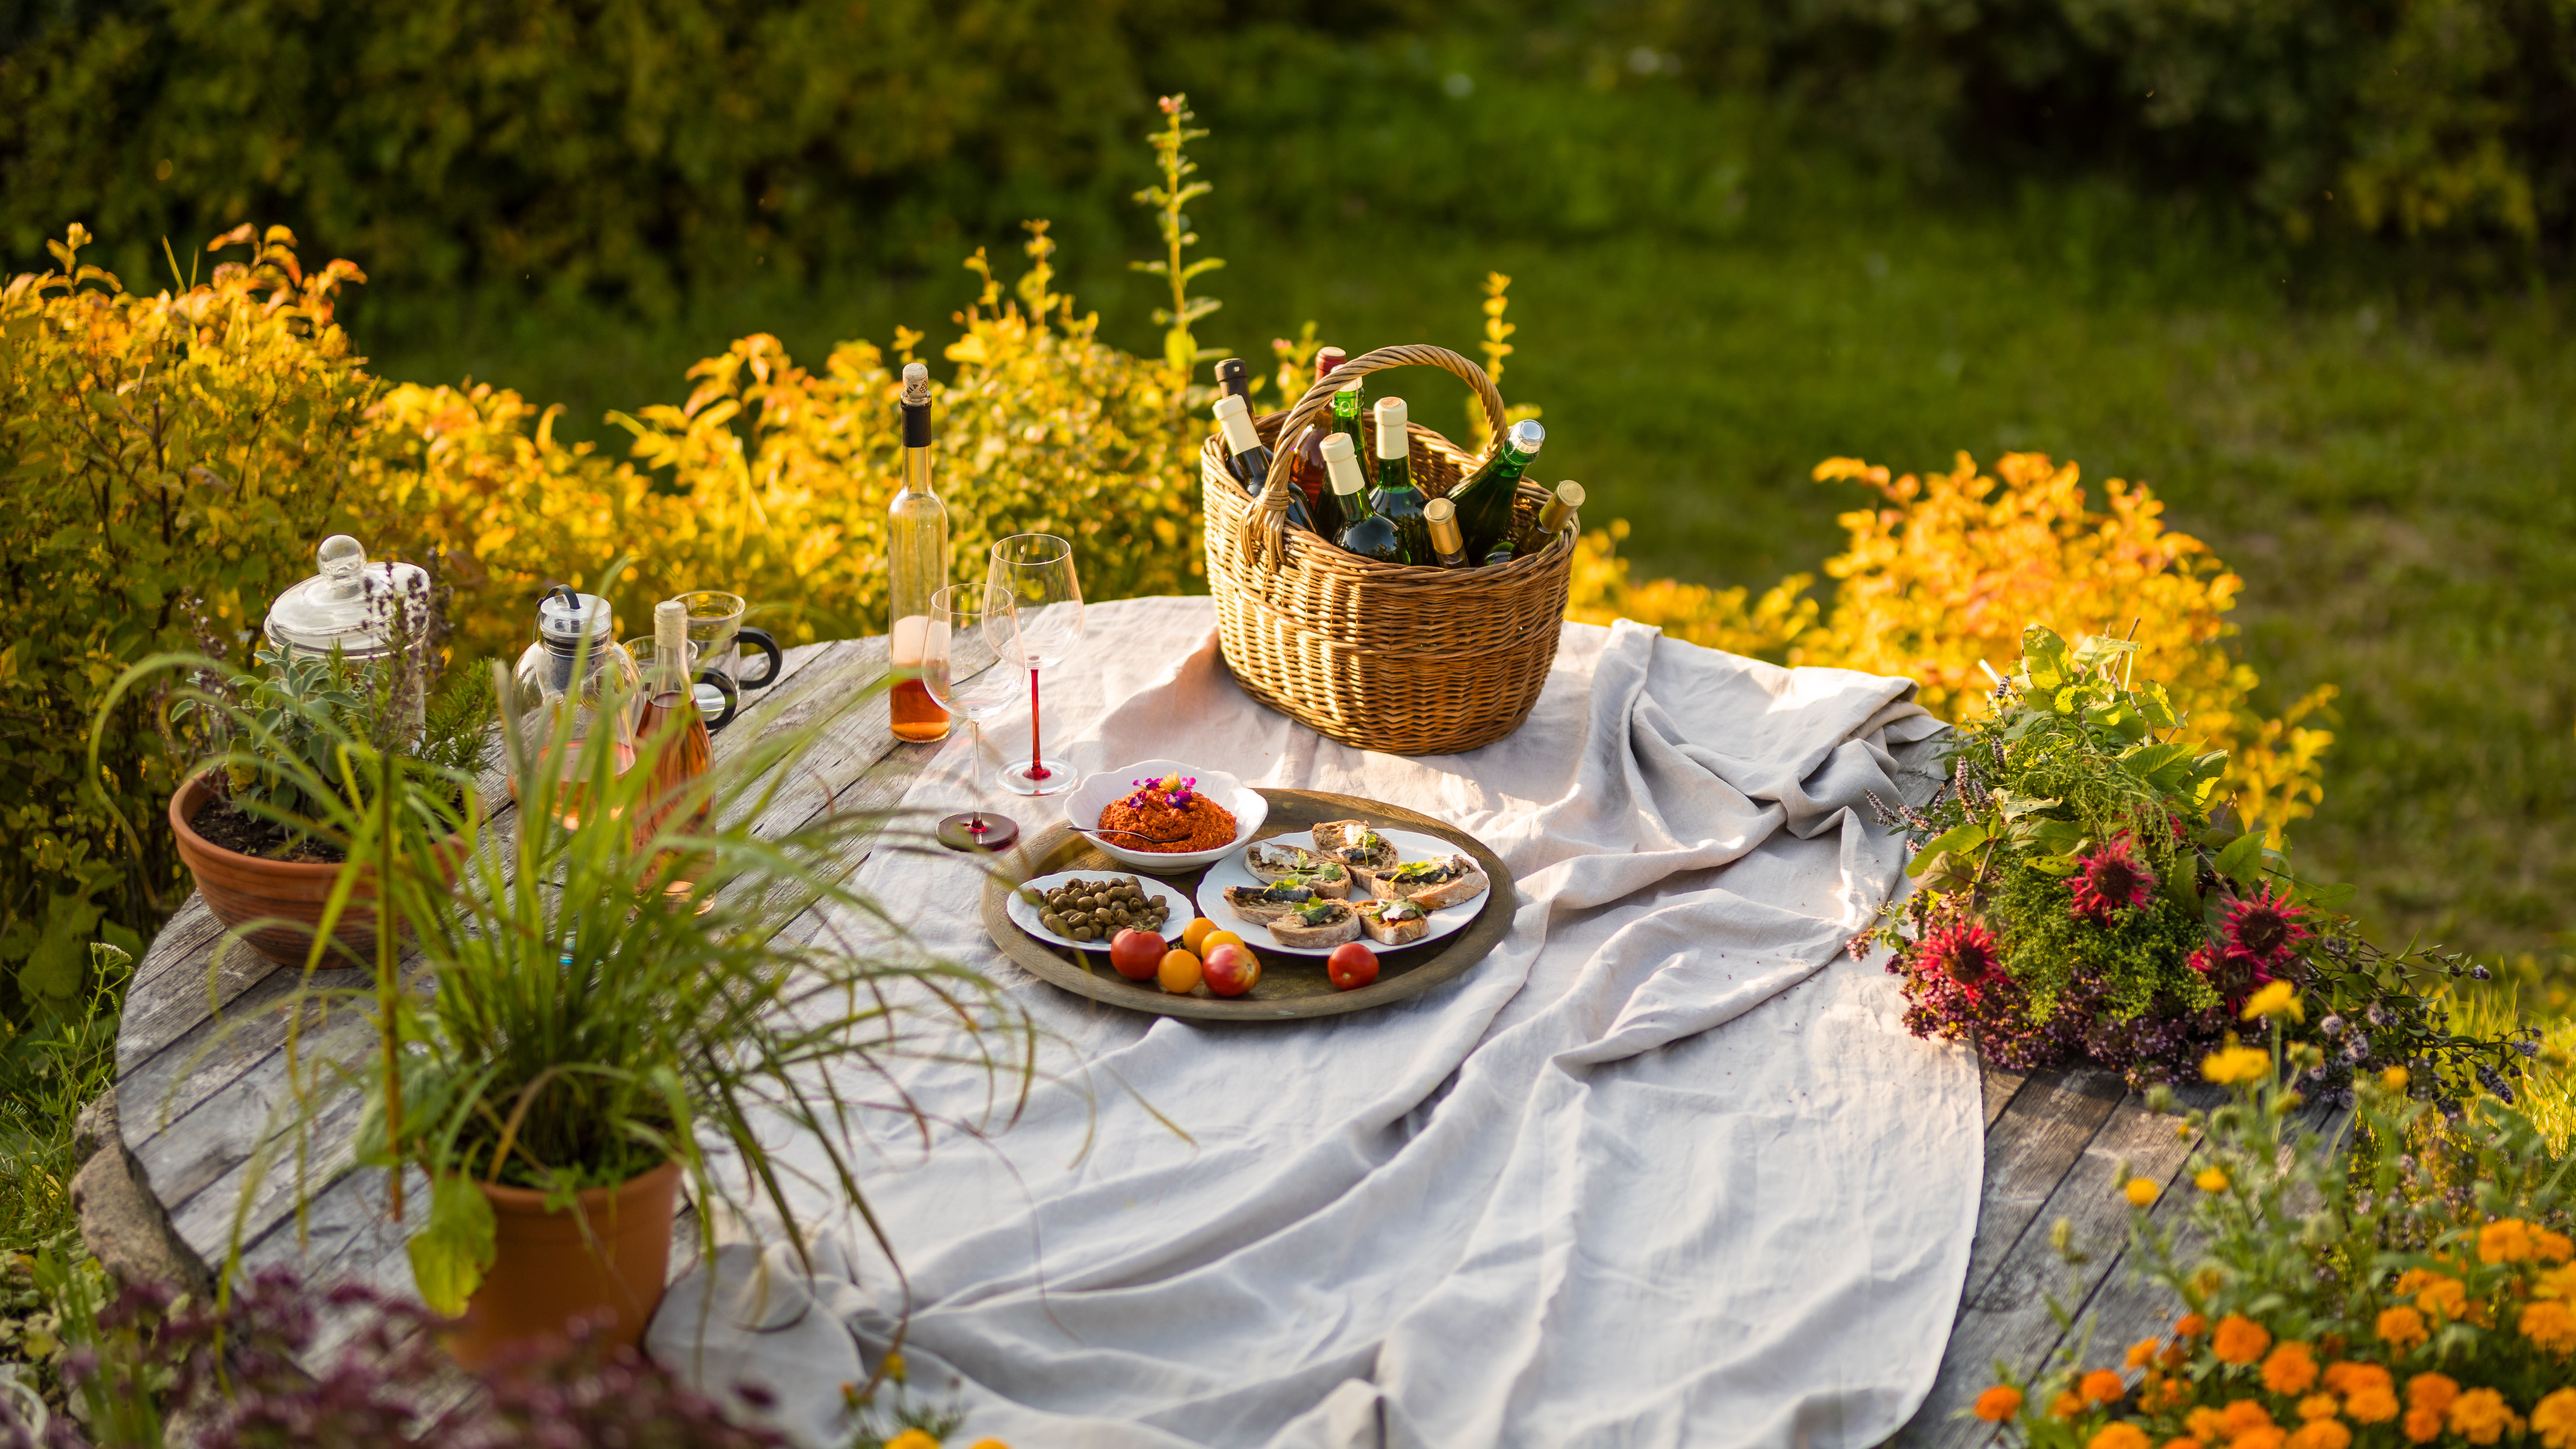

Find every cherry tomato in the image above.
[1157,949,1204,994]
[1180,917,1221,955]
[1202,943,1263,997]
[1200,929,1246,956]
[1108,928,1164,980]
[1326,942,1379,991]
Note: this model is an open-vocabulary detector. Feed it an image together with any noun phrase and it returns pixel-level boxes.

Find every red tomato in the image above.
[1326,942,1379,991]
[1202,942,1263,997]
[1108,928,1164,980]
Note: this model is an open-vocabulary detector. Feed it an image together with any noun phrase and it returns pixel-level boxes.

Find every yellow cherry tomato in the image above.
[1158,949,1204,995]
[1181,917,1221,954]
[1199,930,1245,956]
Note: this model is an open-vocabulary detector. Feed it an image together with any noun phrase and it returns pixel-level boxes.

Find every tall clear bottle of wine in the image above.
[1214,395,1317,533]
[1446,418,1545,562]
[1368,396,1432,564]
[1324,433,1405,564]
[887,362,952,742]
[637,598,716,845]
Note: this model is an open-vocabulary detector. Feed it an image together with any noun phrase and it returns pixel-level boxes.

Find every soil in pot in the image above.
[445,1159,682,1371]
[169,776,462,968]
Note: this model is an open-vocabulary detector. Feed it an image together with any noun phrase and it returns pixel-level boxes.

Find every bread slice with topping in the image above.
[1310,820,1399,873]
[1246,843,1351,898]
[1267,899,1362,948]
[1361,853,1488,911]
[1357,897,1431,945]
[1223,880,1328,923]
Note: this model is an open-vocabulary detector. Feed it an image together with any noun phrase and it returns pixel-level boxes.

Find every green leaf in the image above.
[408,1173,497,1320]
[2022,818,2088,852]
[2027,855,2081,876]
[2022,624,2070,690]
[1907,821,1989,876]
[1992,789,2061,819]
[2214,831,2267,886]
[2303,881,2358,911]
[2135,683,2178,731]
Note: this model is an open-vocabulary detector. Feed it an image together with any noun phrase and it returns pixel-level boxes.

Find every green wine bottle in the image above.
[1510,480,1585,559]
[1369,396,1431,565]
[1324,433,1404,565]
[1446,418,1544,562]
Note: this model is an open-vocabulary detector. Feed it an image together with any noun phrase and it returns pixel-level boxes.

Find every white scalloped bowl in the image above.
[1064,760,1268,874]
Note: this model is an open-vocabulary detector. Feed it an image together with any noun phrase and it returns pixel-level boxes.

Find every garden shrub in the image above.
[0,224,374,1017]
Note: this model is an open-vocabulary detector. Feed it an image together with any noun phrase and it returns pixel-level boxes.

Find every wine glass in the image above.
[922,583,1027,852]
[987,534,1084,797]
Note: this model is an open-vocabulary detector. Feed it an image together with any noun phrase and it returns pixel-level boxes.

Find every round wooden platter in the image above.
[978,787,1516,1021]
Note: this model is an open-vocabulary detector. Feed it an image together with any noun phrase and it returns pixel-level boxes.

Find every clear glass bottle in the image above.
[887,362,952,743]
[635,599,715,842]
[508,586,641,828]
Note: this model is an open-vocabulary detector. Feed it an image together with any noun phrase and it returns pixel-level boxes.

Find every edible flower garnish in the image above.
[1122,773,1199,811]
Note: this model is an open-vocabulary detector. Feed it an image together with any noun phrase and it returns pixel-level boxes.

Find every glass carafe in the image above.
[263,534,433,732]
[507,586,641,828]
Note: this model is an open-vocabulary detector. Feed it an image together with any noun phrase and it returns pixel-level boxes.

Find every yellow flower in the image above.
[2542,1264,2576,1300]
[2093,1425,2152,1449]
[2126,1177,2162,1208]
[2521,1299,2576,1353]
[2541,1229,2575,1263]
[2241,981,2301,1021]
[2381,1066,2409,1093]
[2083,1369,2128,1406]
[2533,1388,2576,1449]
[1975,1386,2025,1422]
[2196,1166,2230,1194]
[2262,1341,2319,1395]
[2477,1218,2537,1264]
[2286,1422,2352,1449]
[967,1442,1012,1449]
[886,1433,941,1449]
[2328,1365,2399,1427]
[2376,1305,2428,1352]
[2212,1315,2272,1365]
[883,1350,909,1383]
[2446,1387,2521,1446]
[2205,1046,2271,1085]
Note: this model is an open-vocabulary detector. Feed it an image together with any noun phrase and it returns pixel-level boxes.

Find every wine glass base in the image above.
[998,758,1079,797]
[937,813,1021,852]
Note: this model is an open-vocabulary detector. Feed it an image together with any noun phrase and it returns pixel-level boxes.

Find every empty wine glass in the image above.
[987,534,1083,797]
[922,583,1027,852]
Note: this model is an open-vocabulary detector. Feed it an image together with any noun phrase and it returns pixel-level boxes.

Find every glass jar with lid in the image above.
[507,586,641,826]
[263,534,432,664]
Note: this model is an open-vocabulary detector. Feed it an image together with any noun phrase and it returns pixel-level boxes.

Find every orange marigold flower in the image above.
[2297,1395,2342,1421]
[2126,1337,2162,1369]
[2414,1276,2468,1322]
[2376,1305,2428,1351]
[2262,1342,2319,1395]
[2540,1263,2576,1301]
[2540,1230,2575,1264]
[2403,1408,2444,1445]
[2165,1440,2207,1449]
[2323,1362,2390,1397]
[2347,1386,2401,1426]
[2408,1375,2461,1416]
[2523,1299,2576,1354]
[2286,1422,2352,1449]
[2083,1370,2128,1407]
[2212,1315,2272,1364]
[1974,1386,2024,1422]
[2237,1429,2287,1449]
[2222,1400,2280,1438]
[2188,1407,2229,1443]
[2533,1388,2576,1449]
[2054,1392,2087,1420]
[2092,1424,2152,1449]
[2176,1312,2208,1337]
[2478,1218,2537,1265]
[2446,1387,2520,1446]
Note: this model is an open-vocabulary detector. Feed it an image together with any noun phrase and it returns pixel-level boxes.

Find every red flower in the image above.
[1921,918,2002,993]
[2221,885,2311,975]
[2068,834,2158,923]
[2186,943,2218,977]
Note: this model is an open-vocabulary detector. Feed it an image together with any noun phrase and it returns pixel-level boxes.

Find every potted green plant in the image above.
[338,661,1035,1368]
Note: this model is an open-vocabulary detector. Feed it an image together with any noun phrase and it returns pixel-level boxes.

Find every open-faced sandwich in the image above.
[1244,843,1352,898]
[1357,897,1430,946]
[1268,899,1362,949]
[1222,878,1336,923]
[1362,853,1489,911]
[1310,820,1399,873]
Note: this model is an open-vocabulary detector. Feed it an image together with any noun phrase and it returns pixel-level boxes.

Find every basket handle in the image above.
[1240,344,1510,569]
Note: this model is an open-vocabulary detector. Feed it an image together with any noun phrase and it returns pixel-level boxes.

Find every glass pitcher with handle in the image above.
[507,586,641,827]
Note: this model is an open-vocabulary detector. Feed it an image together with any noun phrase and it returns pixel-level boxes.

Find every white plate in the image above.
[1004,870,1196,951]
[1062,759,1270,874]
[1194,827,1486,957]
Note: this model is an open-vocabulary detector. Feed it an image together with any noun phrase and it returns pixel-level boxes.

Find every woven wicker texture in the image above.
[1204,344,1574,756]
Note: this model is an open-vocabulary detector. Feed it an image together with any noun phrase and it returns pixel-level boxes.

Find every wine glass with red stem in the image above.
[986,533,1083,797]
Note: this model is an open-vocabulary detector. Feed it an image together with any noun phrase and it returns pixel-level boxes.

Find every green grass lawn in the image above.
[346,53,2576,992]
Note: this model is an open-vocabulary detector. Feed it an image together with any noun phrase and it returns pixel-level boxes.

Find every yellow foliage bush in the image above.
[366,224,1203,662]
[1568,452,2336,843]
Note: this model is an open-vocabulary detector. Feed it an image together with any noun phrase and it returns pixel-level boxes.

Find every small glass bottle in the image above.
[635,599,714,841]
[887,362,952,742]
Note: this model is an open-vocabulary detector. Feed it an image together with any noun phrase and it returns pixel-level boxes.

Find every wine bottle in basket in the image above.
[1289,347,1350,532]
[1323,432,1405,565]
[1369,396,1432,565]
[1214,395,1316,533]
[1446,418,1545,562]
[1508,480,1586,559]
[888,362,952,743]
[1424,496,1469,568]
[1214,357,1251,402]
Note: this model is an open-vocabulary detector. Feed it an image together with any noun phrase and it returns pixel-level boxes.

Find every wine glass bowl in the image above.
[987,533,1084,797]
[924,583,1026,852]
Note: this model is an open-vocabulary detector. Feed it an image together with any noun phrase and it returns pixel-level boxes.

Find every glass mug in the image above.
[673,591,783,694]
[619,638,741,734]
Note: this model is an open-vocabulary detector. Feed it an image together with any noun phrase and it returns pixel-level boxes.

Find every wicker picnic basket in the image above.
[1203,344,1574,755]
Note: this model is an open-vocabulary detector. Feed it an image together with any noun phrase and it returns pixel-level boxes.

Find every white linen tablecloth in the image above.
[651,597,1980,1448]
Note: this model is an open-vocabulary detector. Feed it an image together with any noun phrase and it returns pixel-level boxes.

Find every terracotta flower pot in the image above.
[445,1159,683,1371]
[170,776,396,967]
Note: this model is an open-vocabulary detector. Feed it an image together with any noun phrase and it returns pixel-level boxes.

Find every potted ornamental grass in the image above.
[330,657,1038,1369]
